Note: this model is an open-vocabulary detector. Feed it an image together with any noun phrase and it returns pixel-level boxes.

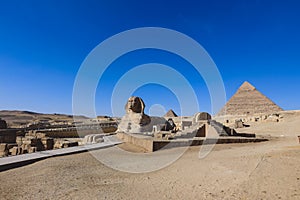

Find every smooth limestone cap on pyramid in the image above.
[217,81,283,116]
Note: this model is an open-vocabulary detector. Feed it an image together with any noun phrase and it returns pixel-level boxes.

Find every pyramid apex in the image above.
[239,81,256,91]
[164,109,178,117]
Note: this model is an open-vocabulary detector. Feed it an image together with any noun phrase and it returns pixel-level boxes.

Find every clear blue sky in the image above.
[0,0,299,116]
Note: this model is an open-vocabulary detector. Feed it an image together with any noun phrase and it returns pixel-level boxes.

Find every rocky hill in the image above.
[0,110,87,128]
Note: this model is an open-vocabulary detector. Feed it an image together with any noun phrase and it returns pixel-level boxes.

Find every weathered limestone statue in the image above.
[117,96,170,133]
[125,96,151,126]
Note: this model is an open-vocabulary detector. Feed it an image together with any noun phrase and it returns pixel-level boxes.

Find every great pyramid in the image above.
[217,81,283,116]
[164,109,178,118]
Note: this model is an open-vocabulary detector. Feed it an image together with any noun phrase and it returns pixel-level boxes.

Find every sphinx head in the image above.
[125,96,145,114]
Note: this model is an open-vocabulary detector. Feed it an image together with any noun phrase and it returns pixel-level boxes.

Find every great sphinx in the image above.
[117,96,175,134]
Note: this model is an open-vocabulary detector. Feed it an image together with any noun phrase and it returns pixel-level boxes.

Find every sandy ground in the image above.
[0,112,299,199]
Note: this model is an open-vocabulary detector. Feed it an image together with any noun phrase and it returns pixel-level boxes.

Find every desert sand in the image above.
[0,111,299,200]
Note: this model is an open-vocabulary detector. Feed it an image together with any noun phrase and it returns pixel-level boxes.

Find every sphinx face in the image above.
[126,96,143,113]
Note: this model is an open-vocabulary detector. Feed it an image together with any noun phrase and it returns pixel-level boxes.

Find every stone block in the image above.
[30,138,44,151]
[154,132,163,139]
[42,138,54,150]
[7,143,18,149]
[16,136,24,145]
[17,146,23,155]
[25,130,36,137]
[195,125,206,137]
[21,143,31,154]
[0,143,9,157]
[36,132,46,138]
[9,147,18,156]
[116,132,153,152]
[83,134,104,144]
[235,120,244,128]
[62,141,78,148]
[28,147,37,153]
[0,143,7,151]
[25,131,46,138]
[54,141,62,149]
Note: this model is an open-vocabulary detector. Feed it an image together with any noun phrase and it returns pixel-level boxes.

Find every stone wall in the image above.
[37,127,116,138]
[116,132,153,152]
[0,129,17,143]
[0,118,7,129]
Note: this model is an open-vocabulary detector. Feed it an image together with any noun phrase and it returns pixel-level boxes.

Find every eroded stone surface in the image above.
[117,96,169,133]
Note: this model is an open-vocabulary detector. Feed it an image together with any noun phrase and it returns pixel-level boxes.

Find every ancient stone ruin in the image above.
[164,109,178,118]
[83,134,105,144]
[217,81,282,116]
[0,112,117,157]
[0,118,7,129]
[117,96,173,134]
[117,97,241,140]
[116,99,261,152]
